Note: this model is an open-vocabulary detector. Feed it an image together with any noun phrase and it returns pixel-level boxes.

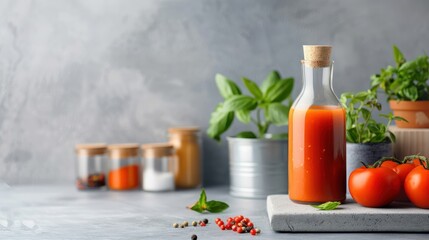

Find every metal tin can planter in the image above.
[346,142,392,192]
[227,137,288,199]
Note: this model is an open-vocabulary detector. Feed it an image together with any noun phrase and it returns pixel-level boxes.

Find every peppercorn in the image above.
[250,228,257,235]
[191,234,198,240]
[203,218,208,224]
[199,222,206,227]
[173,223,179,228]
[192,221,198,227]
[246,226,253,232]
[180,224,185,228]
[255,228,261,233]
[183,221,189,227]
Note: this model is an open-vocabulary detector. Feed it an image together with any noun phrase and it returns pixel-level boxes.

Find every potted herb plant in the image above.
[371,45,429,128]
[340,89,406,187]
[207,70,294,198]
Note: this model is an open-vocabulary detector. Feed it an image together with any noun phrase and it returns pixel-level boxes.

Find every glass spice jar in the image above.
[141,143,175,192]
[107,144,140,190]
[168,127,202,189]
[75,144,107,190]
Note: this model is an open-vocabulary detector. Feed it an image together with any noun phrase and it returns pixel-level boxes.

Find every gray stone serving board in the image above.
[267,195,429,232]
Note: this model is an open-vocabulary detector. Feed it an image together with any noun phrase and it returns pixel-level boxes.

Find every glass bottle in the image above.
[288,45,346,203]
[141,143,175,192]
[107,144,140,190]
[75,144,107,190]
[168,127,201,188]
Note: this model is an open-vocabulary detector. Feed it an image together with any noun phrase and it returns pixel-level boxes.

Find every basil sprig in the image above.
[207,71,294,141]
[188,188,229,213]
[312,201,341,211]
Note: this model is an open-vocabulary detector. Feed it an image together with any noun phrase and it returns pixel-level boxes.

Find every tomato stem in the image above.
[403,154,424,163]
[360,161,370,168]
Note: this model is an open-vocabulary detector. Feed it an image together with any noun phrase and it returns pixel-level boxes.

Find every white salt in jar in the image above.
[141,143,175,191]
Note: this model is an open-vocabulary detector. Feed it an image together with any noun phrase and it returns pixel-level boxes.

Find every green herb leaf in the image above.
[392,45,405,67]
[223,95,257,112]
[190,202,204,213]
[235,110,251,124]
[261,70,281,94]
[188,188,229,214]
[242,77,263,99]
[312,201,341,210]
[205,200,229,213]
[207,103,234,142]
[215,74,241,99]
[266,102,290,126]
[235,131,257,138]
[268,132,288,140]
[198,188,207,208]
[264,78,294,103]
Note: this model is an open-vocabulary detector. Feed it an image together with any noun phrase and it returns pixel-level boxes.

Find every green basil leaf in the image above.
[235,110,251,124]
[264,78,294,103]
[267,103,290,126]
[223,95,257,112]
[393,116,408,122]
[215,74,241,99]
[198,188,207,208]
[242,77,263,99]
[402,86,419,101]
[361,108,371,122]
[346,127,359,143]
[207,103,234,141]
[269,133,288,140]
[260,70,281,94]
[205,200,229,213]
[392,45,405,67]
[312,201,341,210]
[190,202,204,213]
[387,130,396,143]
[235,131,257,138]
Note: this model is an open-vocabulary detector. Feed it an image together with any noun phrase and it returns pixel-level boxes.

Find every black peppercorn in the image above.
[203,218,208,224]
[191,234,198,240]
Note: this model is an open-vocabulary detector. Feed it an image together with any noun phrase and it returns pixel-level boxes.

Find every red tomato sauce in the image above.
[288,105,346,203]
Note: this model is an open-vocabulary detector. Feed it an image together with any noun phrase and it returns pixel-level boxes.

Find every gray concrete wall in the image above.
[0,0,428,185]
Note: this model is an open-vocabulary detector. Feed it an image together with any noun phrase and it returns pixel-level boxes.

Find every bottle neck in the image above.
[295,62,340,107]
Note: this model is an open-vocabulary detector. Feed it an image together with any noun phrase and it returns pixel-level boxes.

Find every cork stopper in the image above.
[302,45,332,68]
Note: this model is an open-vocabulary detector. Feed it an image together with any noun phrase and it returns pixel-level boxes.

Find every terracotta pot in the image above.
[389,100,429,128]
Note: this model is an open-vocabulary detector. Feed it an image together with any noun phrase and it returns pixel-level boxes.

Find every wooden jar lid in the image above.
[75,143,107,156]
[141,143,174,158]
[108,144,139,159]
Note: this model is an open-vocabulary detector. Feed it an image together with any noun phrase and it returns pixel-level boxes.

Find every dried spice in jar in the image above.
[168,127,201,189]
[107,144,140,190]
[75,144,107,190]
[141,143,175,191]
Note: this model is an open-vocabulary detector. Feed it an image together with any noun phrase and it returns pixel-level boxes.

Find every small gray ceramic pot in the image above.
[227,137,288,199]
[346,142,393,192]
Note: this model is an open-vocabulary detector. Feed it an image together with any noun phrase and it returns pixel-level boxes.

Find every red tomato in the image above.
[380,160,400,169]
[405,166,429,208]
[391,163,416,202]
[412,159,424,167]
[349,167,401,207]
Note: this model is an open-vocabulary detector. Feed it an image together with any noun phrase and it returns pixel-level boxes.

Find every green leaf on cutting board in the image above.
[312,201,341,210]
